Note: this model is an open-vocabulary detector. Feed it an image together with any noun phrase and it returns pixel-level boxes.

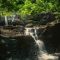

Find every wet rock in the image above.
[0,36,38,60]
[41,23,60,53]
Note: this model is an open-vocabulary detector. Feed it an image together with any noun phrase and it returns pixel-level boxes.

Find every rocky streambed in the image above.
[0,23,60,60]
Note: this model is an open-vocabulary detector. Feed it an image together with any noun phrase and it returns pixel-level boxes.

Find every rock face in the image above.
[0,22,60,60]
[0,36,38,60]
[31,12,55,25]
[41,23,60,53]
[0,26,25,37]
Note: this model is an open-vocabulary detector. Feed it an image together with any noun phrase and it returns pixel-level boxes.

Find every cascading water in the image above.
[12,15,15,22]
[5,16,8,26]
[4,15,16,26]
[0,26,59,60]
[25,27,59,60]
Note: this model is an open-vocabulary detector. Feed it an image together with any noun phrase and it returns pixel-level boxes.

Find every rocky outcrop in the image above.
[0,26,25,37]
[0,36,38,60]
[0,15,60,60]
[41,23,60,53]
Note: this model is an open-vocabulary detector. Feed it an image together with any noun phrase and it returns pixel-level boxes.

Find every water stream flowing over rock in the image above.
[0,26,59,60]
[25,27,59,60]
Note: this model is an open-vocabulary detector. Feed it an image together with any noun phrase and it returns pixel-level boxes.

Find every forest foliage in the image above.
[0,0,60,22]
[0,0,60,15]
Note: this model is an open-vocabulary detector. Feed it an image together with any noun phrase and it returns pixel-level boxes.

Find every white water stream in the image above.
[5,16,8,26]
[25,27,59,60]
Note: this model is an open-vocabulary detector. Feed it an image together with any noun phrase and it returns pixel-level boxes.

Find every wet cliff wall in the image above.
[41,23,60,53]
[0,36,39,60]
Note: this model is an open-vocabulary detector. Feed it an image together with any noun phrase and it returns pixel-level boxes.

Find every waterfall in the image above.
[25,27,59,60]
[12,15,15,22]
[4,15,15,26]
[5,16,8,26]
[0,27,59,60]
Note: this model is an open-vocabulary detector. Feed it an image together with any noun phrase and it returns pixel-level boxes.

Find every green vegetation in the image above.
[0,0,60,20]
[0,0,60,15]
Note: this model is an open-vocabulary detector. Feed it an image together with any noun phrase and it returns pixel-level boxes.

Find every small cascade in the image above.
[25,27,59,60]
[12,15,15,22]
[0,27,59,60]
[5,16,8,26]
